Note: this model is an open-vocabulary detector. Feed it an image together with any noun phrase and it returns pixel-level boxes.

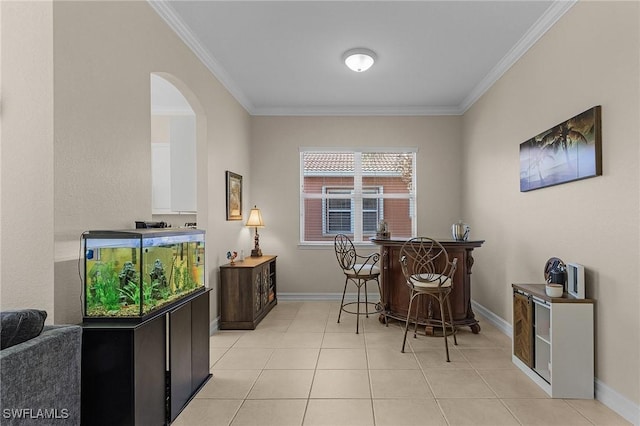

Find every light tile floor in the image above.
[173,301,630,426]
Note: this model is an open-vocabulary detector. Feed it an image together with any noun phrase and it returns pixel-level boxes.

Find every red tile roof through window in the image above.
[303,153,411,173]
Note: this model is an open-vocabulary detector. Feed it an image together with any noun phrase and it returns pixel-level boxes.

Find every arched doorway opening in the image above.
[150,73,206,228]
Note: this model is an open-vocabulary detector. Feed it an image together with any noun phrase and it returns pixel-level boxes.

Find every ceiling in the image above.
[149,1,575,116]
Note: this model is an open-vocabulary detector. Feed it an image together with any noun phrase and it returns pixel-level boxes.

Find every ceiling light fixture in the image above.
[343,48,377,72]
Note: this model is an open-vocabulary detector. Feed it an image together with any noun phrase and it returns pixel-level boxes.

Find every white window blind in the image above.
[323,187,383,235]
[300,149,416,244]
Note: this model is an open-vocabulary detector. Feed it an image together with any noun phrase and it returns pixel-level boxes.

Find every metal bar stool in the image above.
[399,237,458,361]
[334,234,386,334]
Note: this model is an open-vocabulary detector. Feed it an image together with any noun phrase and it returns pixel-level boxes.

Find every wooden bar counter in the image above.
[371,238,484,334]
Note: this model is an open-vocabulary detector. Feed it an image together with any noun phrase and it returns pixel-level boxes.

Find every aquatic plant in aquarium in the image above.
[83,229,205,321]
[86,261,122,314]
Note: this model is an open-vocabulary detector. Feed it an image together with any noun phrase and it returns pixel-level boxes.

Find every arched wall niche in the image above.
[150,72,207,232]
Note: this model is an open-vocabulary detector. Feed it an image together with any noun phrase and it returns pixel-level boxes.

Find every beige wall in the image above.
[463,0,639,410]
[0,0,252,324]
[0,1,55,319]
[2,0,638,418]
[250,116,463,295]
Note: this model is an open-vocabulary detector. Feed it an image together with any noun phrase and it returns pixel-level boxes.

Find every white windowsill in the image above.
[298,241,377,250]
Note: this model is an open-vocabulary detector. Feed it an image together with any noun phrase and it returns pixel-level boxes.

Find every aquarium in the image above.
[83,228,205,321]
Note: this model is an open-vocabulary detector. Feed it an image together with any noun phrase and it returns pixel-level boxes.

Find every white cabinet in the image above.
[151,115,196,214]
[512,284,594,399]
[151,143,171,211]
[169,116,196,212]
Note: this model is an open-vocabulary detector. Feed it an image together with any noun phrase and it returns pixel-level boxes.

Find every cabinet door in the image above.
[191,291,210,394]
[261,264,270,307]
[170,302,193,422]
[513,291,534,367]
[254,269,263,313]
[134,317,166,426]
[269,260,277,302]
[81,320,166,426]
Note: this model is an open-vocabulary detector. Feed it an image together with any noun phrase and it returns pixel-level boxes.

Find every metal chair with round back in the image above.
[334,234,386,334]
[399,237,458,361]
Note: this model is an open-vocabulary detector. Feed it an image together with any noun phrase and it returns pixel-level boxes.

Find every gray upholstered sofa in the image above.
[0,324,82,425]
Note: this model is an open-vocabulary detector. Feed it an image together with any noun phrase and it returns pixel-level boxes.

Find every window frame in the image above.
[300,148,417,245]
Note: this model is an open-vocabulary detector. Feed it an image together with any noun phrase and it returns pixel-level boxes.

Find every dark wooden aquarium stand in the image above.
[219,255,277,330]
[81,289,212,425]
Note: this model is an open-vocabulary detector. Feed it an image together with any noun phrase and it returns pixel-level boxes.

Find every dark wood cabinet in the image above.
[168,291,210,422]
[372,239,484,334]
[82,314,166,425]
[81,289,212,425]
[220,255,277,330]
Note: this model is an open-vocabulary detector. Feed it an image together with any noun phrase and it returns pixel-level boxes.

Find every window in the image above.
[324,187,382,235]
[300,149,416,244]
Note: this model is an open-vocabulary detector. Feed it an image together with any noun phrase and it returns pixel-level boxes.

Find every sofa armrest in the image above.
[0,325,81,425]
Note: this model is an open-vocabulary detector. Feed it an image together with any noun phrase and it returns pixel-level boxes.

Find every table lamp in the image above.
[246,205,264,257]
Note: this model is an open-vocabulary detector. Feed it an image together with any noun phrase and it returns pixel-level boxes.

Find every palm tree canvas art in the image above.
[520,106,602,192]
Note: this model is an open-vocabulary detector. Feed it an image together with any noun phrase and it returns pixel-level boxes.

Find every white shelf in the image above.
[534,337,551,384]
[536,333,551,345]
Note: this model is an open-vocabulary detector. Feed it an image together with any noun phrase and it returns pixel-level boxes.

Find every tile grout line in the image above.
[363,314,377,426]
[464,347,525,426]
[301,306,329,426]
[411,324,453,426]
[298,305,315,426]
[229,330,263,426]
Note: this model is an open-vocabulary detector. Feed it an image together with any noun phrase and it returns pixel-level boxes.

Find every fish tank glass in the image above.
[83,229,205,321]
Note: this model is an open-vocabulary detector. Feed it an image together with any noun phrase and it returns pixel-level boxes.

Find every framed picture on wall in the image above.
[226,171,242,220]
[519,106,602,192]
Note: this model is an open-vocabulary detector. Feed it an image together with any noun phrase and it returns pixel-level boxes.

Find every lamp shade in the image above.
[343,48,377,72]
[246,206,264,227]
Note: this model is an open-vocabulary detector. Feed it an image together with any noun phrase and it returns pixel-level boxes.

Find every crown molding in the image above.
[150,0,575,117]
[148,0,255,113]
[458,0,577,113]
[251,104,464,116]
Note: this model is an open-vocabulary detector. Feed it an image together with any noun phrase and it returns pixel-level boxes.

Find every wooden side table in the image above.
[220,255,277,329]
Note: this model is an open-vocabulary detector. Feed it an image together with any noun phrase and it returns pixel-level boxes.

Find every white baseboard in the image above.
[278,292,381,302]
[471,299,512,337]
[471,300,639,425]
[209,317,219,335]
[595,378,640,425]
